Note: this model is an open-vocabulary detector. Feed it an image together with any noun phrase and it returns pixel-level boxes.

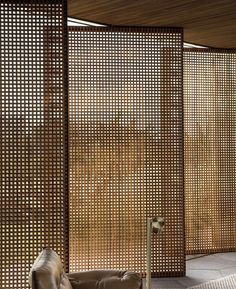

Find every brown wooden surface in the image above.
[68,26,185,277]
[0,2,68,289]
[184,48,236,254]
[68,0,236,49]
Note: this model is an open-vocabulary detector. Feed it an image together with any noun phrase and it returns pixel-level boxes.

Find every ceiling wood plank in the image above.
[68,0,236,48]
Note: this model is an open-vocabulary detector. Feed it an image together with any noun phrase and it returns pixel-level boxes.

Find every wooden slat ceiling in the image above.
[68,0,236,49]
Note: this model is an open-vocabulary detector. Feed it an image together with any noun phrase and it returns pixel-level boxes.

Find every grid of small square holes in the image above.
[68,27,185,277]
[0,2,68,289]
[184,49,236,254]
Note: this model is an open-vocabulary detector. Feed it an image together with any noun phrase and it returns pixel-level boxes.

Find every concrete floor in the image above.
[143,252,236,289]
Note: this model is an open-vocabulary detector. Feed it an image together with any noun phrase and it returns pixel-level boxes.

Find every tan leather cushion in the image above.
[68,270,141,289]
[29,248,72,289]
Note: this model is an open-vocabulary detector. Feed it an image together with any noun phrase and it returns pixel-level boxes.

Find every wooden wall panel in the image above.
[0,1,68,289]
[68,27,185,276]
[184,49,236,254]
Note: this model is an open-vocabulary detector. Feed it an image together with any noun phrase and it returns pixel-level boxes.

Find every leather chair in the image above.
[29,248,142,289]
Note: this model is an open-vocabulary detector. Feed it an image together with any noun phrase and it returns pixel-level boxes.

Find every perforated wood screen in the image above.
[0,1,68,289]
[184,49,236,254]
[68,27,185,277]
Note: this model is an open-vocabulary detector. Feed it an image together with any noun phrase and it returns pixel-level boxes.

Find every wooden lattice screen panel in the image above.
[184,49,236,254]
[0,1,68,289]
[69,27,185,277]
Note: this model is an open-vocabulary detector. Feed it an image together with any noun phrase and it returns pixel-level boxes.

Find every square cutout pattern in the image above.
[0,1,68,289]
[69,27,185,277]
[184,49,236,254]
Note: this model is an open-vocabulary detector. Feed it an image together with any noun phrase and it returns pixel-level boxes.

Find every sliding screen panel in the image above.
[69,27,184,276]
[0,1,68,289]
[184,49,236,254]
